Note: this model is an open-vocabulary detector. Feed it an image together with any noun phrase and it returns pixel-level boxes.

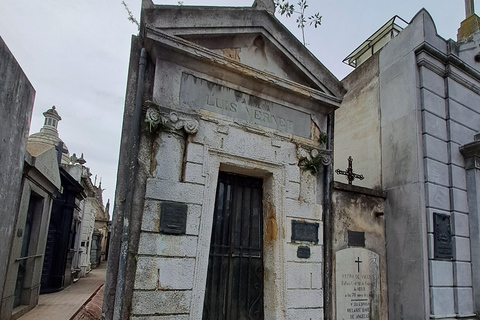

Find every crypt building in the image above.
[104,0,480,319]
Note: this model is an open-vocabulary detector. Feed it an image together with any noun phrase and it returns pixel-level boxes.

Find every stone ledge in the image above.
[333,181,385,198]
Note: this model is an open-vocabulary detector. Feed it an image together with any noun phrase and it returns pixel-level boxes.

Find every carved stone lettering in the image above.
[180,73,311,138]
[336,248,380,320]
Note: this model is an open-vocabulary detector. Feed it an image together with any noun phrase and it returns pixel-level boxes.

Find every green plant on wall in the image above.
[299,154,323,175]
[318,130,328,146]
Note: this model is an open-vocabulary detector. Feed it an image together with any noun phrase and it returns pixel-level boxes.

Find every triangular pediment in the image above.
[141,3,344,100]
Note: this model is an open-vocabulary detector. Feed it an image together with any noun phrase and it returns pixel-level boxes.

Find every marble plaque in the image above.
[180,73,311,138]
[336,248,380,320]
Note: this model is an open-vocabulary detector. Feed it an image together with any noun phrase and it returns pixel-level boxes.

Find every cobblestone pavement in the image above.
[18,263,106,320]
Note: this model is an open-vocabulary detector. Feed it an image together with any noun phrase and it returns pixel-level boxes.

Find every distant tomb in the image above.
[336,248,380,320]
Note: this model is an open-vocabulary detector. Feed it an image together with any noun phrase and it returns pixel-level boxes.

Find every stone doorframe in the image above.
[190,147,287,320]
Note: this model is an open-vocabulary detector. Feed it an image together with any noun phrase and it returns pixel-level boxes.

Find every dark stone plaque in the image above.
[434,213,452,259]
[348,230,365,247]
[291,220,319,244]
[159,202,188,235]
[297,246,311,258]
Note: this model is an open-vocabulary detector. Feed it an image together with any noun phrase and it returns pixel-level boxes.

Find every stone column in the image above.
[460,133,480,311]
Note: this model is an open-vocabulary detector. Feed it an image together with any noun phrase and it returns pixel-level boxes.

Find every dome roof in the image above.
[28,106,70,164]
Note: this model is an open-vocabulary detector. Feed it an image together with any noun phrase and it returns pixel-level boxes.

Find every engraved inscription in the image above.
[336,248,380,320]
[180,73,311,138]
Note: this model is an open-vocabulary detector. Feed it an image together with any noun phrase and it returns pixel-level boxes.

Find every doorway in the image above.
[203,172,264,320]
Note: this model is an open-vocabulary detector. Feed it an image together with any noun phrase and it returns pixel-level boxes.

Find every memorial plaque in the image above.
[297,246,311,259]
[291,220,319,244]
[159,202,188,235]
[348,230,365,247]
[336,248,380,320]
[180,73,311,138]
[434,213,453,259]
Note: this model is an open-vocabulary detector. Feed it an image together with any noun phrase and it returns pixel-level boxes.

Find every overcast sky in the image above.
[0,0,469,210]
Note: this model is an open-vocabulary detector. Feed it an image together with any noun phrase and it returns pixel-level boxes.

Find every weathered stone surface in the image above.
[451,188,469,213]
[185,142,204,164]
[424,134,449,164]
[146,179,205,204]
[423,111,447,141]
[286,289,323,309]
[424,158,449,186]
[425,183,450,210]
[451,164,467,190]
[454,287,474,316]
[430,287,455,316]
[454,261,473,287]
[449,120,477,146]
[453,212,470,237]
[286,262,322,289]
[0,36,35,305]
[132,291,192,315]
[184,162,205,185]
[453,236,471,261]
[449,100,480,131]
[285,243,323,263]
[285,308,323,320]
[138,233,197,257]
[429,260,453,286]
[421,89,446,119]
[283,199,321,220]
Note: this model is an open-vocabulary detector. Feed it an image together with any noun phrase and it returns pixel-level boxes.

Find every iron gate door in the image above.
[203,172,264,320]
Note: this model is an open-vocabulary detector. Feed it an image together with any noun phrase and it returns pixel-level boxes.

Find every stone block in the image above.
[449,120,476,146]
[448,79,480,109]
[425,183,450,211]
[454,287,474,316]
[184,162,205,185]
[185,142,204,164]
[299,170,317,203]
[186,204,201,236]
[286,262,322,289]
[132,290,191,315]
[430,287,455,316]
[452,212,469,237]
[451,164,467,190]
[134,256,157,290]
[154,133,184,181]
[421,89,446,119]
[451,188,468,213]
[142,200,161,232]
[429,260,453,287]
[423,134,448,164]
[453,236,471,262]
[427,233,435,260]
[286,289,323,309]
[138,232,198,257]
[450,142,465,167]
[284,199,322,220]
[286,243,323,263]
[421,68,446,98]
[422,111,447,141]
[157,258,196,290]
[454,261,473,287]
[146,179,205,204]
[424,159,449,187]
[286,308,323,319]
[449,100,480,132]
[286,164,300,183]
[286,181,300,200]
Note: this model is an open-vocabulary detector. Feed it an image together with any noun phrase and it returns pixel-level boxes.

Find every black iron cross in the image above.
[335,156,364,185]
[355,257,362,273]
[56,141,68,165]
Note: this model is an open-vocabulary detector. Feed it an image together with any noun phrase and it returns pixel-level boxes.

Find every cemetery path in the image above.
[17,263,106,320]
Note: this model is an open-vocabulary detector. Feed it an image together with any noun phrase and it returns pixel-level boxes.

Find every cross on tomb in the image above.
[56,141,68,165]
[466,0,475,17]
[355,257,362,273]
[335,156,364,185]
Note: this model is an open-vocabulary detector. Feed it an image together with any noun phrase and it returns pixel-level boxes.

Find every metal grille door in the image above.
[203,172,264,320]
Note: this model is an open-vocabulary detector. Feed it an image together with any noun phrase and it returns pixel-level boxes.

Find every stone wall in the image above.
[0,36,35,306]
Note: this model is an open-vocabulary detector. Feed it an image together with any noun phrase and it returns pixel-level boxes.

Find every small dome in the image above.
[28,106,70,164]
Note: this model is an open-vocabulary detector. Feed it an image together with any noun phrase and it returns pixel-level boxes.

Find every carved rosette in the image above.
[144,100,199,135]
